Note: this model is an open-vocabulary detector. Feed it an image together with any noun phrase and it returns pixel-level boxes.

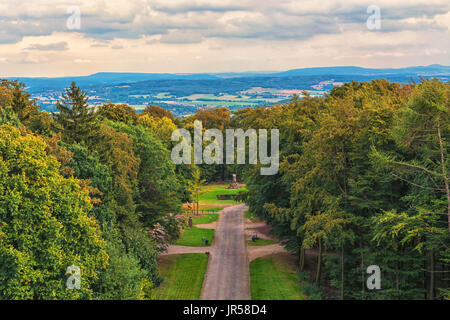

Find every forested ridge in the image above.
[0,78,448,299]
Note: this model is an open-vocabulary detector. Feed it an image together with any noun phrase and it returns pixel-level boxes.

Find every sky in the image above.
[0,0,449,77]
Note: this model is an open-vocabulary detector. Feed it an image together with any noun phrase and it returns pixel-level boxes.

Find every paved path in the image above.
[200,204,250,300]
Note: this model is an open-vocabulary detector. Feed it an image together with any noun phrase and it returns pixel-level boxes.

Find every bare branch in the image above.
[390,173,445,191]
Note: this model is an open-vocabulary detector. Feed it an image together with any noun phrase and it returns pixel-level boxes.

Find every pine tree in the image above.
[53,82,98,144]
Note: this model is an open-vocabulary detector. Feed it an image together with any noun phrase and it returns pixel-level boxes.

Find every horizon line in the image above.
[3,64,449,79]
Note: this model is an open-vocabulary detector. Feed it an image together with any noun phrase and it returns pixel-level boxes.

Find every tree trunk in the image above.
[341,243,344,300]
[315,238,322,287]
[299,245,305,271]
[423,256,427,299]
[437,123,450,233]
[395,265,400,300]
[361,253,365,299]
[196,189,199,216]
[429,251,435,300]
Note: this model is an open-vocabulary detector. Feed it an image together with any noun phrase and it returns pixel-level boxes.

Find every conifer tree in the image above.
[53,81,98,144]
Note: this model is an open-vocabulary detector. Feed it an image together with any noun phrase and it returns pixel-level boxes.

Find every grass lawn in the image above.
[200,207,222,212]
[150,253,208,300]
[198,183,246,205]
[192,214,219,225]
[175,227,214,246]
[250,254,307,300]
[248,239,277,246]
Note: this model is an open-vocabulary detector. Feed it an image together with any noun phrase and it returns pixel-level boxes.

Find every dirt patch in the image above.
[248,244,287,261]
[162,245,211,256]
[245,229,274,241]
[267,252,298,269]
[245,222,275,240]
[245,221,266,228]
[196,222,218,229]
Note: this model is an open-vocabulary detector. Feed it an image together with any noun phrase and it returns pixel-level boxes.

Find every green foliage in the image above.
[2,78,448,300]
[97,103,138,124]
[108,121,182,226]
[237,79,449,299]
[0,125,108,299]
[0,106,21,127]
[93,231,147,300]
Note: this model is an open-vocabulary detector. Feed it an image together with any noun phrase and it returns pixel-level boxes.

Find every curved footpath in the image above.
[200,204,250,300]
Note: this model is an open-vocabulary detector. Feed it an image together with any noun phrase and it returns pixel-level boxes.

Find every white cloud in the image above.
[74,59,91,63]
[0,0,448,76]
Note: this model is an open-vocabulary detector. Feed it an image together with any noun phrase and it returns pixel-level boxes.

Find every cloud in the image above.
[0,0,447,44]
[74,59,91,63]
[0,0,448,76]
[25,41,68,51]
[160,30,203,44]
[151,0,249,13]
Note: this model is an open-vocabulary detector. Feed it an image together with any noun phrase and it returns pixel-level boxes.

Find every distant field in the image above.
[198,183,246,205]
[181,100,260,107]
[128,91,283,110]
[175,227,214,246]
[150,253,208,300]
[250,254,306,300]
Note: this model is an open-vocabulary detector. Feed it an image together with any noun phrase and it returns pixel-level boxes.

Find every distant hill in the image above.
[4,65,448,116]
[7,64,449,88]
[270,65,450,77]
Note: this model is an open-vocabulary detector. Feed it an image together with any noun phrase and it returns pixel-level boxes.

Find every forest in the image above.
[0,78,448,300]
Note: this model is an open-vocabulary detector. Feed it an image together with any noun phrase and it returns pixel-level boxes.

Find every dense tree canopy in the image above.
[0,125,108,299]
[235,79,449,299]
[0,78,448,300]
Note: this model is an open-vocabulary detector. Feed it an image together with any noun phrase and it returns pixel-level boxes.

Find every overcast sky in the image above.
[0,0,449,77]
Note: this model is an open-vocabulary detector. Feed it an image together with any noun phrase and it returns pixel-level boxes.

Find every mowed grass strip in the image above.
[151,253,208,300]
[250,254,306,300]
[175,227,214,246]
[200,207,222,212]
[248,239,277,246]
[192,214,219,225]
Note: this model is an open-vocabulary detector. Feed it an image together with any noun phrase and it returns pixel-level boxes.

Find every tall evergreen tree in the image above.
[53,82,98,144]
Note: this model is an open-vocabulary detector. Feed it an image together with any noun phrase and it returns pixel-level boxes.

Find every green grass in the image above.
[192,214,219,225]
[198,184,246,205]
[185,207,222,213]
[175,227,214,246]
[250,254,307,300]
[248,239,277,246]
[150,253,208,300]
[201,207,222,212]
